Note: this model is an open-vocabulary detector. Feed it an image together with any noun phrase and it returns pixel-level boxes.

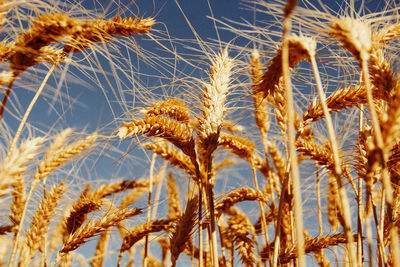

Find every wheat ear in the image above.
[215,188,263,218]
[166,173,182,219]
[170,195,198,266]
[118,219,175,266]
[262,233,353,264]
[56,208,142,262]
[227,207,257,267]
[91,230,110,267]
[196,49,233,267]
[19,181,66,266]
[143,142,196,178]
[141,98,191,122]
[251,49,271,154]
[118,115,194,157]
[119,171,163,209]
[0,137,43,199]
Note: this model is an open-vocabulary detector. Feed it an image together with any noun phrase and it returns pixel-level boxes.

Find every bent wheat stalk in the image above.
[307,43,357,267]
[277,1,305,266]
[8,63,57,153]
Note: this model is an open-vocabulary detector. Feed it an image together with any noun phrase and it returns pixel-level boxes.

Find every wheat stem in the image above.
[281,1,304,266]
[309,54,357,266]
[9,63,57,153]
[0,77,15,123]
[8,178,39,267]
[143,152,156,267]
[357,105,364,266]
[272,171,289,267]
[251,163,269,249]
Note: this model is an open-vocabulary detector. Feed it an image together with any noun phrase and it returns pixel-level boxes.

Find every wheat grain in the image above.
[330,17,371,62]
[197,49,233,161]
[250,49,269,133]
[90,230,111,267]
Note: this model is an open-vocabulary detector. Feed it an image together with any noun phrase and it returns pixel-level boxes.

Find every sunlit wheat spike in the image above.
[259,35,314,97]
[296,138,355,189]
[64,197,103,236]
[166,173,182,219]
[369,48,399,96]
[9,175,26,230]
[0,137,44,197]
[170,195,198,266]
[117,115,194,156]
[118,219,175,264]
[330,17,371,61]
[251,49,271,138]
[326,173,343,233]
[99,16,155,37]
[59,208,142,254]
[215,188,262,218]
[372,21,400,46]
[34,132,97,181]
[303,85,375,124]
[88,179,151,200]
[9,13,80,72]
[6,13,154,74]
[261,233,350,264]
[227,207,257,267]
[21,181,66,265]
[218,133,255,163]
[63,16,155,54]
[267,141,285,180]
[141,98,191,122]
[197,49,233,159]
[91,229,110,267]
[143,142,196,177]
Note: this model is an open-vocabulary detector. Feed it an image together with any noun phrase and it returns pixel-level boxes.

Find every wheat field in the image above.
[0,0,400,266]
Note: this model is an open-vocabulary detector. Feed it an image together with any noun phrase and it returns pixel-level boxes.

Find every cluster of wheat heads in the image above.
[117,0,400,266]
[2,0,400,266]
[0,0,157,266]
